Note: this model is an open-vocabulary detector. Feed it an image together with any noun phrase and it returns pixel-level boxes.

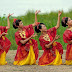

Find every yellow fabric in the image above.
[13,42,36,65]
[65,60,72,65]
[52,49,62,65]
[53,41,57,46]
[2,36,5,40]
[40,49,62,66]
[0,51,7,65]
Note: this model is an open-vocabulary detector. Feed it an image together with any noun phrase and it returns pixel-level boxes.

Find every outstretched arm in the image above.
[32,10,40,27]
[6,13,13,29]
[55,11,62,29]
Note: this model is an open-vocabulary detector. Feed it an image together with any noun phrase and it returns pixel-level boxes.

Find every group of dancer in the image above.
[0,10,72,66]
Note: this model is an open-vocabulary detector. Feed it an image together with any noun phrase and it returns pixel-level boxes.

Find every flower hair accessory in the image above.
[36,22,40,29]
[36,22,40,25]
[62,17,66,24]
[13,18,17,23]
[37,25,39,29]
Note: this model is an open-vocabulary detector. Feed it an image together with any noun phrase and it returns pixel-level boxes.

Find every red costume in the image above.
[0,26,11,55]
[63,30,72,60]
[14,24,39,61]
[38,27,63,65]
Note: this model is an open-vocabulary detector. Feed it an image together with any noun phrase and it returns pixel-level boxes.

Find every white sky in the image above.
[0,0,72,16]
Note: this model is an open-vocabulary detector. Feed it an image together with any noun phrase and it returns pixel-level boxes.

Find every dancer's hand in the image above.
[2,32,8,36]
[58,11,62,17]
[0,34,2,37]
[7,13,14,18]
[54,35,60,40]
[35,10,40,15]
[31,33,37,38]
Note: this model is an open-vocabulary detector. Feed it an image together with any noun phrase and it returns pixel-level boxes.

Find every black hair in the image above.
[13,19,21,29]
[61,17,68,27]
[35,23,45,33]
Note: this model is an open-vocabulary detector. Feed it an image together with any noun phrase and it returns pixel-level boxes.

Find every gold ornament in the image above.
[43,34,50,41]
[19,31,26,38]
[68,27,72,32]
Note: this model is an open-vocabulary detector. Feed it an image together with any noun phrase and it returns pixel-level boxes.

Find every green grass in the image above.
[0,10,72,50]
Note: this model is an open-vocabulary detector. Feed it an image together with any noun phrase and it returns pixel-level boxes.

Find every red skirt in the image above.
[66,44,72,60]
[38,42,63,65]
[0,37,11,55]
[14,39,39,61]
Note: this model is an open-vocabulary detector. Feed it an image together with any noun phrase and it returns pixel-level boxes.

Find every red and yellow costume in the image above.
[0,26,11,65]
[13,24,39,65]
[38,27,63,66]
[63,29,72,65]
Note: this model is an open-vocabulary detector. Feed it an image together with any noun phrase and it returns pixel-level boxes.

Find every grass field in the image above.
[0,10,72,50]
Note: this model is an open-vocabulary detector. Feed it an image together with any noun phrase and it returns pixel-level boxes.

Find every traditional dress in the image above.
[13,24,39,65]
[63,28,72,65]
[38,27,63,66]
[0,26,11,65]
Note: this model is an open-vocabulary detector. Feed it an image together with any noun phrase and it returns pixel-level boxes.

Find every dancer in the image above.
[13,10,40,65]
[0,14,12,65]
[62,17,72,65]
[35,11,63,66]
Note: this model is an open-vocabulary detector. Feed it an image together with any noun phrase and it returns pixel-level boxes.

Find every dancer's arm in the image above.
[45,35,60,48]
[0,32,8,38]
[55,11,62,29]
[32,10,40,27]
[6,13,13,29]
[20,34,37,44]
[67,40,72,44]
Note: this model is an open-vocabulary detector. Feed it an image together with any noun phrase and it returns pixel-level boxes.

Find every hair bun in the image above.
[13,19,21,29]
[61,17,68,27]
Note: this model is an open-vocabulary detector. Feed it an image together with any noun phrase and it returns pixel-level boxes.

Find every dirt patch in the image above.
[0,50,72,72]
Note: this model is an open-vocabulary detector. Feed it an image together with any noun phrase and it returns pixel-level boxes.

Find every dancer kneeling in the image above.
[13,10,40,65]
[0,14,12,65]
[35,11,63,66]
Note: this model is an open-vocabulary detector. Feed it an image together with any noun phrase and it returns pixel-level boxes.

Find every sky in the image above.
[0,0,72,17]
